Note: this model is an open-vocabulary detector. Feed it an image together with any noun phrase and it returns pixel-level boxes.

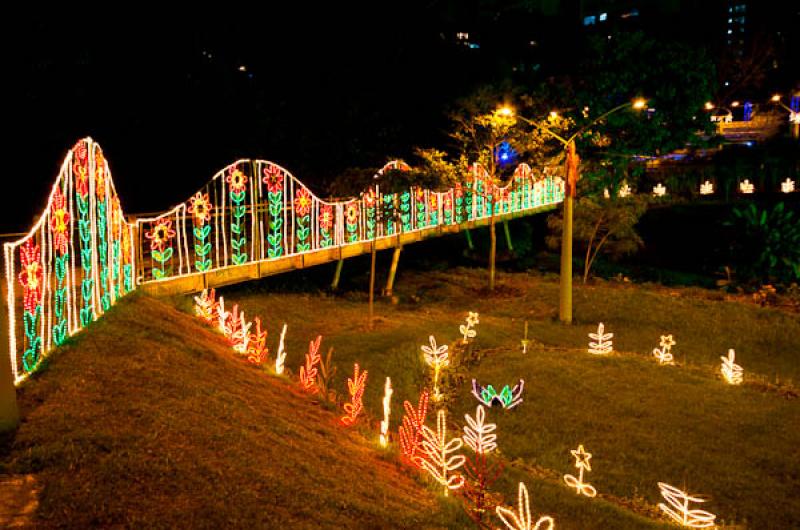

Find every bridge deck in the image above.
[140,205,557,296]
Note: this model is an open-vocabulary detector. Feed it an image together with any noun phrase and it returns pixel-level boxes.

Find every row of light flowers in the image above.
[603,177,796,198]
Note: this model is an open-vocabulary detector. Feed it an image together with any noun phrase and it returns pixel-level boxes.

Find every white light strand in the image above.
[462,404,497,454]
[275,323,288,375]
[379,377,393,448]
[419,409,466,496]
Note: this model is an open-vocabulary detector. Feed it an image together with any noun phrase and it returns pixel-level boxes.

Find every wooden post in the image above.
[368,240,376,329]
[0,278,19,433]
[384,245,402,297]
[489,208,496,291]
[331,258,344,290]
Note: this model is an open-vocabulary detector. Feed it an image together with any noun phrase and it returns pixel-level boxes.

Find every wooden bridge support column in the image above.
[368,241,376,330]
[384,246,402,297]
[503,220,513,252]
[0,282,19,433]
[331,258,344,291]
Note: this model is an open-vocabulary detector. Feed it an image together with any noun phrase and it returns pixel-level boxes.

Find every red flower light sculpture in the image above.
[49,188,71,255]
[18,240,43,313]
[145,219,176,251]
[295,187,312,217]
[262,164,284,193]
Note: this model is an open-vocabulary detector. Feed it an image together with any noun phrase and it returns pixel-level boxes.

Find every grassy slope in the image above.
[218,267,800,529]
[1,294,461,529]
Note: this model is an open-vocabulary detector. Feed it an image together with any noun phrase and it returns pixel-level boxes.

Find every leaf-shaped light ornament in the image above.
[419,409,466,496]
[472,379,524,410]
[496,482,555,530]
[421,335,449,401]
[462,405,497,454]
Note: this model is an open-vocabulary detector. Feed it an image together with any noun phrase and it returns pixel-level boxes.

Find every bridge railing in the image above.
[4,138,136,384]
[4,138,565,386]
[133,160,566,285]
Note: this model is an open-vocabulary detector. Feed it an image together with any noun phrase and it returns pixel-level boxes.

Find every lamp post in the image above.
[500,99,646,323]
[770,94,799,139]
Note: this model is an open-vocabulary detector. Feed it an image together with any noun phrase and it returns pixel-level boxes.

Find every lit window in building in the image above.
[456,32,469,40]
[734,4,746,13]
[599,12,608,21]
[728,29,733,34]
[728,18,733,23]
[583,15,597,26]
[737,16,745,23]
[468,43,480,49]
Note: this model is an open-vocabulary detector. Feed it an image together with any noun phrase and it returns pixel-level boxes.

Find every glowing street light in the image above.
[502,98,647,323]
[769,94,800,138]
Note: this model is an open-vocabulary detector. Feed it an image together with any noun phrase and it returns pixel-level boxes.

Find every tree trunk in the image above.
[369,240,376,330]
[384,245,402,297]
[489,210,496,291]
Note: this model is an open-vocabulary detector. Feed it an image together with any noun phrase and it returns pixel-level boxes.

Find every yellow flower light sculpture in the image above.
[653,334,676,365]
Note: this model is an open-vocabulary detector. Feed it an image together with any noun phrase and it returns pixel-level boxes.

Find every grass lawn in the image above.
[2,266,798,528]
[214,266,800,529]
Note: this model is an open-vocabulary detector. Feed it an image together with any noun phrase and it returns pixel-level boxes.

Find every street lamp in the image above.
[501,98,646,323]
[770,94,799,139]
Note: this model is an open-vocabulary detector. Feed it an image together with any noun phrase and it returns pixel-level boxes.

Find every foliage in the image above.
[546,195,649,283]
[730,202,800,284]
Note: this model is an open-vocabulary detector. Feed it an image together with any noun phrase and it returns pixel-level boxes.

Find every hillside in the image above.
[0,294,454,529]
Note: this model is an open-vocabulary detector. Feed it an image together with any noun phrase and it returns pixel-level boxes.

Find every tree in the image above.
[547,195,648,283]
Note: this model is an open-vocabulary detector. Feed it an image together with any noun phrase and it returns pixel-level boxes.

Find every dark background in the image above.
[5,2,798,232]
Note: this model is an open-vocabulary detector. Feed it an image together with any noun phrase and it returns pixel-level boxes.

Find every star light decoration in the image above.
[657,482,717,528]
[720,348,743,385]
[471,379,524,410]
[653,183,667,197]
[422,335,449,401]
[340,363,368,426]
[275,323,288,375]
[588,323,613,355]
[739,179,754,194]
[496,482,555,530]
[419,409,466,496]
[460,311,480,343]
[652,334,676,365]
[699,181,714,195]
[379,377,393,447]
[782,178,796,193]
[563,444,597,498]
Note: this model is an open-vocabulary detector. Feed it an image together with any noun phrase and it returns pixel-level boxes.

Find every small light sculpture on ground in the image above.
[700,181,713,195]
[379,377,393,447]
[720,349,743,385]
[462,405,497,454]
[471,379,524,409]
[739,180,754,194]
[419,409,466,496]
[653,183,667,197]
[275,323,287,375]
[422,335,449,401]
[563,444,597,498]
[398,390,430,467]
[653,334,675,365]
[299,335,322,392]
[657,482,717,528]
[341,363,368,426]
[496,482,555,530]
[460,311,480,344]
[781,178,795,193]
[588,323,613,354]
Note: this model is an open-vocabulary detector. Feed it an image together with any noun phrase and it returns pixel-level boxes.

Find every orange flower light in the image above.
[18,240,43,313]
[145,219,176,251]
[188,192,212,226]
[49,187,71,255]
[227,167,248,193]
[295,187,312,216]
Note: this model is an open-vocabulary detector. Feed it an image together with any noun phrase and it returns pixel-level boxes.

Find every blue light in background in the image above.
[743,101,753,121]
[495,141,517,167]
